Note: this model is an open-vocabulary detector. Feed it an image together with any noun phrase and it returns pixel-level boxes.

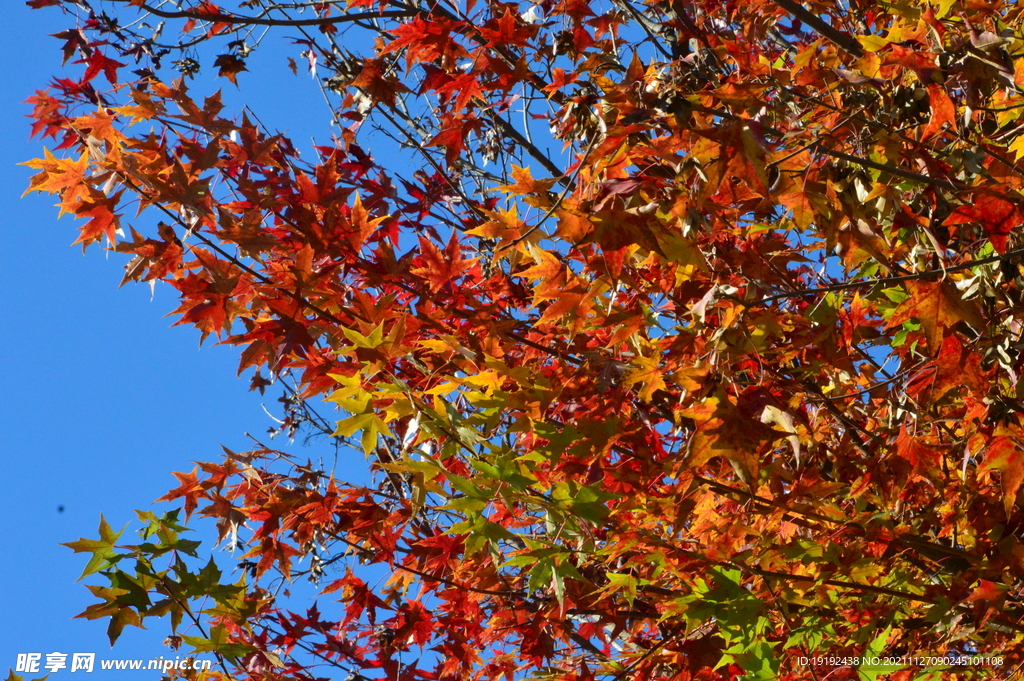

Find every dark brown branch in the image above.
[750,246,1024,307]
[486,111,570,186]
[769,0,864,57]
[820,146,961,190]
[130,1,415,27]
[748,567,932,601]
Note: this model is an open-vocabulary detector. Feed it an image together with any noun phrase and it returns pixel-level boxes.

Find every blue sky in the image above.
[0,2,352,672]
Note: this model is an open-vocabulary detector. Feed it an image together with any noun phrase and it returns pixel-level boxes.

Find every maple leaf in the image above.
[345,193,388,251]
[192,0,224,16]
[885,44,940,82]
[497,165,556,209]
[963,579,1010,627]
[156,468,207,519]
[425,123,469,166]
[350,58,409,109]
[410,232,474,292]
[112,88,165,125]
[885,280,984,351]
[623,352,666,402]
[921,83,955,141]
[25,89,67,140]
[979,435,1024,517]
[478,8,536,48]
[431,72,487,115]
[60,515,126,580]
[908,333,989,402]
[71,111,123,145]
[21,149,92,207]
[394,599,435,647]
[678,390,785,486]
[51,28,90,65]
[333,412,394,455]
[214,54,247,85]
[78,49,125,85]
[72,194,122,246]
[895,425,941,478]
[944,192,1022,254]
[383,16,463,69]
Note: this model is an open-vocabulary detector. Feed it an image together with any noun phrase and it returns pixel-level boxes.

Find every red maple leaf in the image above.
[78,50,125,85]
[944,192,1021,254]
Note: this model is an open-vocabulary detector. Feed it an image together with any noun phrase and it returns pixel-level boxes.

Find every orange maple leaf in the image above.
[885,280,983,351]
[72,195,122,246]
[346,193,388,251]
[22,149,92,208]
[979,435,1024,518]
[678,390,785,486]
[410,233,474,292]
[156,467,207,519]
[71,111,123,145]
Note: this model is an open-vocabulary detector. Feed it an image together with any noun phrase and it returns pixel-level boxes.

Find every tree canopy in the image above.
[19,0,1024,678]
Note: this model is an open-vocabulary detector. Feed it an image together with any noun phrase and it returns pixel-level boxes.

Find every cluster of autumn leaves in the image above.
[19,0,1024,678]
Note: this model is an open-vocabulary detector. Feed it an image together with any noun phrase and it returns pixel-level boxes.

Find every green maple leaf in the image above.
[61,515,127,580]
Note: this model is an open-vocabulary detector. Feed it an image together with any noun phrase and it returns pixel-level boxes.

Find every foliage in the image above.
[20,0,1024,678]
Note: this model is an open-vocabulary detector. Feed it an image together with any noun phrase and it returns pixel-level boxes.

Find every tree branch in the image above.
[751,246,1024,307]
[769,0,864,57]
[129,1,415,27]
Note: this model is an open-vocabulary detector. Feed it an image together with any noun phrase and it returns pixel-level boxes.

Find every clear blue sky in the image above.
[0,3,354,672]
